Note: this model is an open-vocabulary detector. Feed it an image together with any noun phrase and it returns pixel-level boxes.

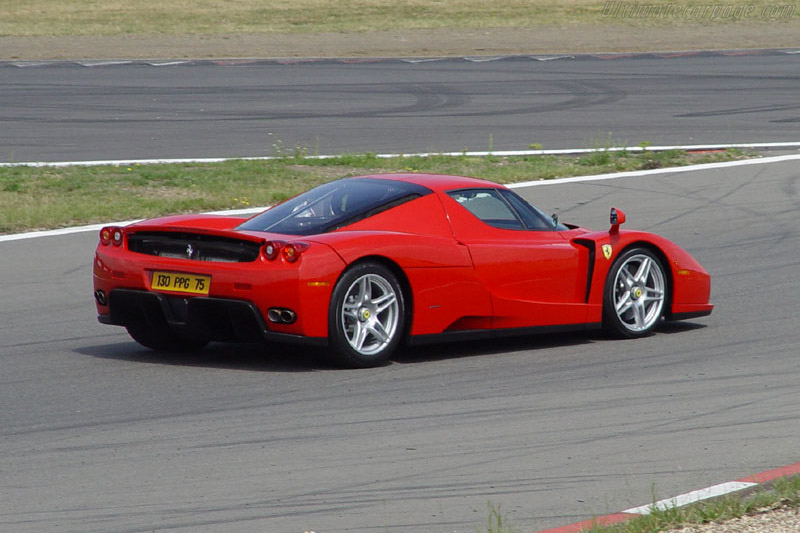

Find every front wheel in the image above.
[603,247,668,338]
[328,262,405,368]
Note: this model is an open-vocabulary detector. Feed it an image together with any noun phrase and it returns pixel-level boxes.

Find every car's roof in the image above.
[354,173,504,193]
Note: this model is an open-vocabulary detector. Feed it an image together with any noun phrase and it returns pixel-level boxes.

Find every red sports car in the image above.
[93,173,713,367]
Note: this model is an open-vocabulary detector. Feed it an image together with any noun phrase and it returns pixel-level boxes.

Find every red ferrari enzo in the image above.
[93,173,713,367]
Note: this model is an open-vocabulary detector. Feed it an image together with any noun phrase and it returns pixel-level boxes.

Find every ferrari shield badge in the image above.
[602,244,613,260]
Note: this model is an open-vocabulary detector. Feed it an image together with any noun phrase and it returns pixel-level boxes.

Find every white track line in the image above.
[623,481,757,515]
[2,141,800,168]
[506,153,800,188]
[0,207,265,243]
[2,148,800,243]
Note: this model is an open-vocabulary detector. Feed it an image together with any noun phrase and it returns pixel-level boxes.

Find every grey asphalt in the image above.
[1,158,798,532]
[1,53,799,163]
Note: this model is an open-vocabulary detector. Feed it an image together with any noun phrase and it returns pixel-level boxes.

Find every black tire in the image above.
[602,247,668,338]
[328,262,406,368]
[125,322,208,352]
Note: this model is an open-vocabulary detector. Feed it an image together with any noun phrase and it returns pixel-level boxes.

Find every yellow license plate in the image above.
[150,271,211,295]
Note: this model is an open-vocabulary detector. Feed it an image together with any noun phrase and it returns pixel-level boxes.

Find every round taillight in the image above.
[111,229,123,246]
[282,244,299,262]
[100,227,112,245]
[264,240,283,260]
[282,242,308,263]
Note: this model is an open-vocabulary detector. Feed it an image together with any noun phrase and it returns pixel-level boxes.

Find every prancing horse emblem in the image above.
[186,244,194,259]
[602,244,613,260]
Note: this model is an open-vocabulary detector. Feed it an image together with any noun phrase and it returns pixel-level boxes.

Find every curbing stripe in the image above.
[538,462,800,532]
[622,481,757,515]
[737,461,800,485]
[539,513,631,533]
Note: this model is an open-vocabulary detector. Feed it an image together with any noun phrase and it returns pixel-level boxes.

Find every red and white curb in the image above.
[538,462,800,532]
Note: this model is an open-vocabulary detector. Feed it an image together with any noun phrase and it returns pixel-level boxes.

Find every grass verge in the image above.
[0,149,751,235]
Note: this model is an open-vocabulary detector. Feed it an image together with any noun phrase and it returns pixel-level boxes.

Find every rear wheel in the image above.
[603,247,667,338]
[125,322,208,352]
[328,262,405,368]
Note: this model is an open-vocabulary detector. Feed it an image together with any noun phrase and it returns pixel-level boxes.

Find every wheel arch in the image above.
[337,255,414,338]
[609,240,674,319]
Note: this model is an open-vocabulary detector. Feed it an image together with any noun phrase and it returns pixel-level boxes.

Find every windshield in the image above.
[237,178,432,236]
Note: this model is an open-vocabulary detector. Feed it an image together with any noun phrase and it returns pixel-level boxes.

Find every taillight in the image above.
[263,240,308,262]
[100,226,124,246]
[111,228,123,246]
[282,242,309,263]
[263,240,285,260]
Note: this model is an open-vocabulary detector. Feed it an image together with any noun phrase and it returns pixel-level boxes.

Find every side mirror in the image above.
[610,207,626,233]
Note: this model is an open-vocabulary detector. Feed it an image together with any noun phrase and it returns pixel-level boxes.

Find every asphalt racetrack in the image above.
[1,52,799,162]
[2,154,799,531]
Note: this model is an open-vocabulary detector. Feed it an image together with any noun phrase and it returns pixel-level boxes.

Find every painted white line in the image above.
[0,220,141,243]
[623,481,757,515]
[77,60,133,67]
[0,157,237,168]
[3,149,800,243]
[402,58,446,63]
[148,61,191,67]
[11,61,52,68]
[0,207,266,243]
[2,141,799,168]
[506,153,800,189]
[465,56,507,62]
[201,207,265,217]
[531,55,575,61]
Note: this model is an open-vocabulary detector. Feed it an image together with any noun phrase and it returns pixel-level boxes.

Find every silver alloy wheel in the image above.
[340,273,400,356]
[612,253,666,332]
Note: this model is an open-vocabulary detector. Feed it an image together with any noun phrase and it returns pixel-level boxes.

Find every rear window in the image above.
[237,178,431,236]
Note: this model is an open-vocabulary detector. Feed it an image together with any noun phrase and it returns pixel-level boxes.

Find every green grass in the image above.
[585,475,800,533]
[0,149,750,234]
[482,502,519,533]
[1,0,795,37]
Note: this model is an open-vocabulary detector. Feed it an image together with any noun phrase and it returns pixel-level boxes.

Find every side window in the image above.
[448,189,524,230]
[499,189,557,231]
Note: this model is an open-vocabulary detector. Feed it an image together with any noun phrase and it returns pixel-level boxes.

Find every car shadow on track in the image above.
[75,340,337,372]
[75,320,707,372]
[394,320,707,364]
[75,334,592,372]
[393,331,597,364]
[656,320,708,334]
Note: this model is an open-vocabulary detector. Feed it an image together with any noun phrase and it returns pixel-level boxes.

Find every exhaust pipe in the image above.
[267,307,296,324]
[94,289,108,306]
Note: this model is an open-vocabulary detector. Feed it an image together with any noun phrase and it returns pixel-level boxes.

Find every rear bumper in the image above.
[100,289,326,346]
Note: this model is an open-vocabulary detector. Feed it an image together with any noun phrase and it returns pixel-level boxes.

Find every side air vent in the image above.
[128,232,261,263]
